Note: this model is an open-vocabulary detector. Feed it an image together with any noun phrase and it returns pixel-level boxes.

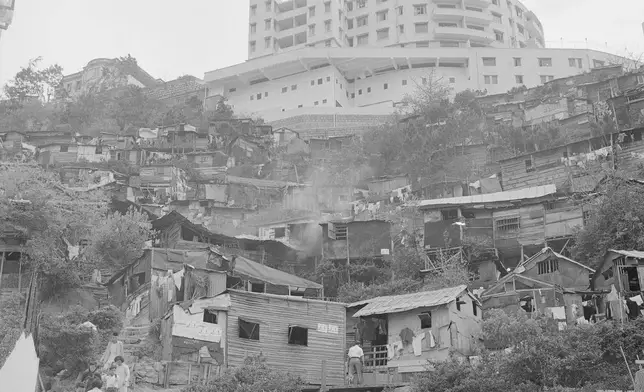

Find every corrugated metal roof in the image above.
[609,249,644,259]
[227,175,299,189]
[233,254,323,290]
[351,285,468,317]
[413,184,556,209]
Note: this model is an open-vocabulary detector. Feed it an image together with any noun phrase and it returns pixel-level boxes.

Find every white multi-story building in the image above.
[0,0,15,41]
[248,0,545,59]
[204,0,631,134]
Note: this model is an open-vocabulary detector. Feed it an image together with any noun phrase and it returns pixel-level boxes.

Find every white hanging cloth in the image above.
[0,332,39,392]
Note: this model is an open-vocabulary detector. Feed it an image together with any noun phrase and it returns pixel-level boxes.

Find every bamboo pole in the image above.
[0,252,5,291]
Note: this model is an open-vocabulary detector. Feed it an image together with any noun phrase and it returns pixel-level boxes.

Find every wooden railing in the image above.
[348,344,388,372]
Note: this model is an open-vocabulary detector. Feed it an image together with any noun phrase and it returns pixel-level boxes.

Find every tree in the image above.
[104,85,166,132]
[85,208,154,270]
[3,57,64,105]
[572,177,644,268]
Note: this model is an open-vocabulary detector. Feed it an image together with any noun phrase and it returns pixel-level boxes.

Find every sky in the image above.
[0,0,643,88]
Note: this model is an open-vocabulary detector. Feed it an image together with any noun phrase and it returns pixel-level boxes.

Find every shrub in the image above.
[0,293,25,368]
[182,357,305,392]
[88,305,123,331]
[39,313,97,372]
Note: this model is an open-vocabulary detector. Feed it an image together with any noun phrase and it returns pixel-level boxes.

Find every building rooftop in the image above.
[412,184,557,209]
[351,284,472,317]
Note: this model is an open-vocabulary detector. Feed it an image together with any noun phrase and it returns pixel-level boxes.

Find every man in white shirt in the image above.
[347,344,364,385]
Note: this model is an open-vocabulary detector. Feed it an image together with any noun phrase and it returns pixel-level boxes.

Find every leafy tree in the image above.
[2,57,64,105]
[572,177,644,268]
[104,85,167,132]
[85,208,155,270]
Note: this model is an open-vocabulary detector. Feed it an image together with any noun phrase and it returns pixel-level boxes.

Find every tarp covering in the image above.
[0,332,39,392]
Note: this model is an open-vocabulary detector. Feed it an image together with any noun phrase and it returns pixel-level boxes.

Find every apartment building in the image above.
[204,46,624,123]
[247,0,545,59]
[0,0,15,41]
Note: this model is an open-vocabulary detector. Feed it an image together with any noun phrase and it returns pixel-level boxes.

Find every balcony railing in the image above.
[347,345,388,373]
[433,26,495,43]
[432,8,493,25]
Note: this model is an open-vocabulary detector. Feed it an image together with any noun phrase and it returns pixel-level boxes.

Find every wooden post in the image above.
[17,254,22,292]
[0,251,5,291]
[321,360,327,392]
[620,345,636,390]
[346,226,351,283]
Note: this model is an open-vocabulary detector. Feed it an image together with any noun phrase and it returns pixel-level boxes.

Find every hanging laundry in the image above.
[412,333,425,356]
[627,299,640,320]
[427,331,436,348]
[606,285,619,302]
[631,294,644,306]
[362,319,377,341]
[392,341,404,359]
[547,306,566,320]
[173,269,185,290]
[377,319,388,335]
[386,344,395,360]
[399,327,415,345]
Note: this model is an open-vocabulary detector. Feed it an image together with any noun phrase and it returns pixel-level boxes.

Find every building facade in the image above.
[204,47,625,124]
[247,0,545,60]
[0,0,15,41]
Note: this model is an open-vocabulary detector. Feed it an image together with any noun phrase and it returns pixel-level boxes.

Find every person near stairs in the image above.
[114,356,130,392]
[100,333,124,371]
[75,361,101,392]
[102,364,120,392]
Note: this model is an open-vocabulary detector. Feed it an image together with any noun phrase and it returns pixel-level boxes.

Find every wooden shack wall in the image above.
[517,204,546,247]
[500,147,570,191]
[545,205,584,239]
[522,258,591,289]
[226,292,347,386]
[321,221,392,260]
[616,137,644,178]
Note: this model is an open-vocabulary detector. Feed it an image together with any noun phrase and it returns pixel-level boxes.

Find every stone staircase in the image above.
[119,324,150,364]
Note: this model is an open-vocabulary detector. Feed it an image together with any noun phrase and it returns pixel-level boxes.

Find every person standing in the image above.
[114,356,130,392]
[100,333,124,370]
[347,343,364,385]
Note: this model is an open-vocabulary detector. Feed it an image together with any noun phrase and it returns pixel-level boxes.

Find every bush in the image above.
[39,313,97,372]
[182,357,305,392]
[88,305,123,331]
[0,293,25,368]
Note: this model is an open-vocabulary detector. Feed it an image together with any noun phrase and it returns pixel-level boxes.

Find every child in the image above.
[102,364,119,392]
[76,361,101,392]
[114,356,130,392]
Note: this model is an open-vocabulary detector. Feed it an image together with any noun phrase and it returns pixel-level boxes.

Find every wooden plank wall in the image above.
[545,206,584,238]
[617,138,644,178]
[226,291,346,386]
[518,205,546,246]
[500,147,570,191]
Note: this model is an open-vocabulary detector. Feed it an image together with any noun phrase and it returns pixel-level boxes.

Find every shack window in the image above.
[537,259,559,274]
[60,145,69,152]
[239,319,260,340]
[288,326,308,346]
[330,223,348,240]
[441,209,458,220]
[525,158,535,172]
[418,312,432,329]
[250,282,265,293]
[583,210,591,226]
[274,227,286,238]
[472,301,478,316]
[203,310,217,324]
[496,217,520,233]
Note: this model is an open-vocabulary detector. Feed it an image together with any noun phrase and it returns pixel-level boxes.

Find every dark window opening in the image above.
[239,319,260,340]
[334,224,348,240]
[60,145,69,152]
[441,209,458,220]
[525,158,535,172]
[95,146,103,154]
[250,282,266,293]
[288,326,308,345]
[274,227,286,238]
[472,301,478,316]
[418,312,432,329]
[496,217,520,233]
[203,310,218,324]
[537,259,559,274]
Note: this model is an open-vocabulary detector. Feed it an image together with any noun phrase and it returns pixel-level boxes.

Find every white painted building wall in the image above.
[207,47,625,122]
[247,0,545,60]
